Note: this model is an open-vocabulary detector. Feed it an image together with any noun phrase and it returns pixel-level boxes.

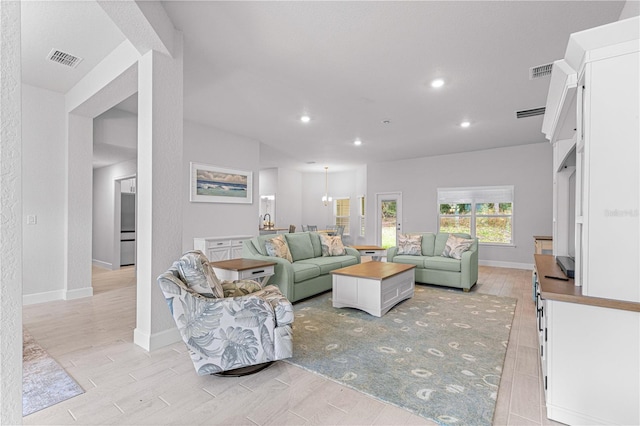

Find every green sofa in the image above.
[242,231,361,302]
[387,232,479,291]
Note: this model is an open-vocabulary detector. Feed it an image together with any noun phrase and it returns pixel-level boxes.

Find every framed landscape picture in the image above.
[190,162,253,204]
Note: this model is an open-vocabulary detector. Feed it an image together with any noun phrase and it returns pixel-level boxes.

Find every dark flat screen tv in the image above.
[556,256,575,278]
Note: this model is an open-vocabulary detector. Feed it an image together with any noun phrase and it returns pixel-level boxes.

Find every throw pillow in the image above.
[442,235,475,260]
[222,279,263,298]
[319,234,346,256]
[175,250,224,298]
[397,234,423,255]
[264,234,293,262]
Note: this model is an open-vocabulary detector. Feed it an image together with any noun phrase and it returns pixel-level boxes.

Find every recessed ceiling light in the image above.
[460,121,471,128]
[354,139,362,146]
[431,79,445,88]
[381,119,391,124]
[300,115,311,123]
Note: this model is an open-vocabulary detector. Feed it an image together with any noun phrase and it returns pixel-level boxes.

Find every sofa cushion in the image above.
[291,262,321,282]
[284,233,315,261]
[424,256,462,272]
[434,233,452,258]
[265,235,293,262]
[391,255,426,268]
[309,232,323,257]
[420,233,436,256]
[253,235,274,256]
[442,234,475,260]
[397,234,422,255]
[319,234,346,256]
[298,256,348,274]
[339,256,359,268]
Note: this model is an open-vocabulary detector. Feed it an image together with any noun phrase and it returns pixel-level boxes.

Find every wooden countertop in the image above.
[351,245,386,251]
[533,235,552,240]
[331,262,415,280]
[210,258,276,271]
[535,254,640,312]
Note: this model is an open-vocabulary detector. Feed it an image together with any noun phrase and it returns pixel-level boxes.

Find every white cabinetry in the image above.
[539,16,640,425]
[535,256,640,425]
[193,235,252,261]
[576,47,639,301]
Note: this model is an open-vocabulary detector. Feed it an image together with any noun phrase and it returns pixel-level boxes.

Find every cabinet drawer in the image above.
[238,265,275,280]
[231,239,248,247]
[206,240,230,249]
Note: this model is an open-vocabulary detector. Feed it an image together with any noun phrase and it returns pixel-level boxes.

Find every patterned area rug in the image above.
[285,286,516,425]
[23,330,84,417]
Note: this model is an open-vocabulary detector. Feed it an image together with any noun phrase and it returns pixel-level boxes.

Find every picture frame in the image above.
[190,162,253,204]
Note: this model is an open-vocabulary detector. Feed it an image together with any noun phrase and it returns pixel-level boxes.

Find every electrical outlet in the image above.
[26,215,37,225]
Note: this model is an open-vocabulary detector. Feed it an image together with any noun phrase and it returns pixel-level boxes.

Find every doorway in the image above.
[375,192,402,248]
[118,177,137,267]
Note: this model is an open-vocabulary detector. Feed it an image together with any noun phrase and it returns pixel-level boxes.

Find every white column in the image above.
[0,1,22,422]
[134,34,184,351]
[64,113,94,299]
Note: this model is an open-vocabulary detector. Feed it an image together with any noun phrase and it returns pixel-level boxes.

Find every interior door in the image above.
[376,192,402,248]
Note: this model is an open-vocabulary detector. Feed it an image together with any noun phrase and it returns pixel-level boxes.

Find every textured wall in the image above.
[0,1,22,423]
[22,84,66,299]
[366,143,553,267]
[135,41,184,350]
[181,120,260,252]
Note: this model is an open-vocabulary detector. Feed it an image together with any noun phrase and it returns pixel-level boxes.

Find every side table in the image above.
[210,258,276,287]
[350,245,387,261]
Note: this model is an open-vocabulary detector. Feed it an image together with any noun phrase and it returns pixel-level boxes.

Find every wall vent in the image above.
[516,107,545,119]
[529,63,553,79]
[47,49,83,68]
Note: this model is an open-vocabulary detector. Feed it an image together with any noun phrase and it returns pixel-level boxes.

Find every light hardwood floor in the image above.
[23,264,562,425]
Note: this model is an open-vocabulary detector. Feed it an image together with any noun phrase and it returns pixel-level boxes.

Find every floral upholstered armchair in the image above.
[157,250,293,375]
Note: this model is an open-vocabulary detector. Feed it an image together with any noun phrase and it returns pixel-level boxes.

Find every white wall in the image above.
[620,0,640,20]
[367,143,553,267]
[300,167,366,244]
[276,168,302,231]
[22,84,67,300]
[92,159,136,269]
[182,120,260,251]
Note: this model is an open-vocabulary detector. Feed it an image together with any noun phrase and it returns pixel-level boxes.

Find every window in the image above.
[438,186,514,244]
[358,196,365,237]
[334,197,350,235]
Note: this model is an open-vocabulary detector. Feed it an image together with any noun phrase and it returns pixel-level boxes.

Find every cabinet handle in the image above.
[538,307,543,332]
[365,251,375,254]
[251,270,265,275]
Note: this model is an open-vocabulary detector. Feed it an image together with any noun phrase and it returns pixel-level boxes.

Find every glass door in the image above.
[376,192,402,249]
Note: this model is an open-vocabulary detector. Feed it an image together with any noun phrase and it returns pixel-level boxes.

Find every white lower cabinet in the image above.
[193,235,252,261]
[537,294,640,425]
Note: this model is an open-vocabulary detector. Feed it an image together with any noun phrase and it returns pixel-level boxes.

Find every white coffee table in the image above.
[331,262,416,317]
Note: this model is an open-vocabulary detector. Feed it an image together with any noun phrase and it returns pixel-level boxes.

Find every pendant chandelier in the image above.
[322,166,332,206]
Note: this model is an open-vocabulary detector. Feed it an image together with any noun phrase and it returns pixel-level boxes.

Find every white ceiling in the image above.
[20,1,626,171]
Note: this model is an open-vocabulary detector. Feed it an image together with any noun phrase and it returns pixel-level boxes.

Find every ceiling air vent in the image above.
[516,107,545,119]
[47,49,83,68]
[530,63,553,79]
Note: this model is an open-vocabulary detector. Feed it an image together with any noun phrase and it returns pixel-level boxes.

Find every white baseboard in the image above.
[479,260,534,270]
[23,286,94,305]
[92,259,113,269]
[23,290,65,305]
[134,326,181,352]
[64,287,94,300]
